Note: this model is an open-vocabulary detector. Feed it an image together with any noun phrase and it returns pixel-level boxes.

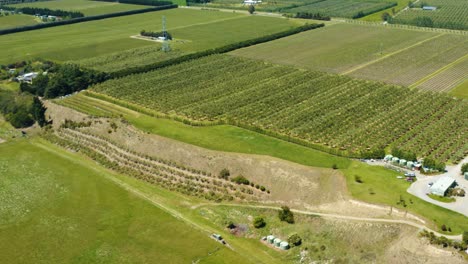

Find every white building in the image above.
[429,177,456,196]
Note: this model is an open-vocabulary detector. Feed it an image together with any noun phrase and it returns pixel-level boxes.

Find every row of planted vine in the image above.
[47,127,268,202]
[92,54,468,162]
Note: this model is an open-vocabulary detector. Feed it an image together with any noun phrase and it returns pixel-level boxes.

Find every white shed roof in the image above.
[430,177,455,195]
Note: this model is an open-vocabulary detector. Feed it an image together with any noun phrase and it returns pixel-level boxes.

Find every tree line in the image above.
[93,0,173,6]
[0,4,177,36]
[0,90,46,128]
[292,12,330,21]
[19,63,108,98]
[0,6,84,18]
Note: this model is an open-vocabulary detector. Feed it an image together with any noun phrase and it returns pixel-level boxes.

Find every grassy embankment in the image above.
[55,93,468,234]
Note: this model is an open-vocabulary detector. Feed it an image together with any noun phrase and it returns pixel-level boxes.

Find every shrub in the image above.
[226,221,236,229]
[332,164,338,170]
[441,224,447,232]
[461,163,468,174]
[232,175,250,185]
[288,234,302,246]
[219,168,230,179]
[253,217,266,228]
[354,175,363,183]
[278,206,294,224]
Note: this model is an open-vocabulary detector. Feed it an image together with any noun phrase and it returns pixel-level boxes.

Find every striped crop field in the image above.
[390,0,468,30]
[231,23,468,92]
[91,54,468,163]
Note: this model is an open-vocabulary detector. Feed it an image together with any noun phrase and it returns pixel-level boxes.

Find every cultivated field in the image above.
[231,23,468,91]
[285,0,395,18]
[391,0,468,30]
[0,13,38,29]
[0,140,249,263]
[349,34,468,87]
[53,96,468,234]
[415,57,468,92]
[8,0,149,16]
[90,54,468,163]
[190,0,395,18]
[0,8,301,67]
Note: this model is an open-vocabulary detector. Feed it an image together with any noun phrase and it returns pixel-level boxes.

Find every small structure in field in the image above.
[17,72,38,83]
[406,161,414,169]
[464,172,468,180]
[279,241,290,250]
[243,0,262,5]
[430,177,456,196]
[273,238,282,247]
[267,235,275,244]
[399,159,407,166]
[422,6,437,11]
[384,154,393,162]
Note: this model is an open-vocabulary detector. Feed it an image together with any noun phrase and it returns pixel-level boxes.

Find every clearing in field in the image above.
[390,0,468,30]
[231,23,468,91]
[0,13,38,29]
[90,54,468,163]
[0,139,250,263]
[7,0,149,16]
[0,8,302,69]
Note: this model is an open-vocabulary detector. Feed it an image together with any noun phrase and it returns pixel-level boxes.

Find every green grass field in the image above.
[55,93,468,233]
[0,8,301,67]
[0,13,38,29]
[360,0,408,21]
[9,0,149,16]
[0,139,251,263]
[449,80,468,99]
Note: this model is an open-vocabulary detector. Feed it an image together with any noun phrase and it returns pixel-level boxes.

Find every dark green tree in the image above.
[248,4,255,14]
[288,233,302,246]
[253,217,266,228]
[278,206,294,224]
[31,97,47,127]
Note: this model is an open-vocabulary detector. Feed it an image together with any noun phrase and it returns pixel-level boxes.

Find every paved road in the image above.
[366,157,468,217]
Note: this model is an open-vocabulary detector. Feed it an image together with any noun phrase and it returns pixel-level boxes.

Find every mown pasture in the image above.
[0,8,302,66]
[0,13,38,29]
[0,139,251,264]
[90,54,468,163]
[390,0,468,30]
[55,93,468,234]
[8,0,149,16]
[231,23,468,91]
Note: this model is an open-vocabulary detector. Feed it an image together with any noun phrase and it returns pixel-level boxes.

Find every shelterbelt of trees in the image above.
[0,62,106,128]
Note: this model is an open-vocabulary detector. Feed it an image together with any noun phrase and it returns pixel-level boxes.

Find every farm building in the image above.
[243,0,261,5]
[465,172,468,180]
[422,6,437,11]
[430,177,456,196]
[392,157,399,164]
[399,159,407,166]
[16,72,38,83]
